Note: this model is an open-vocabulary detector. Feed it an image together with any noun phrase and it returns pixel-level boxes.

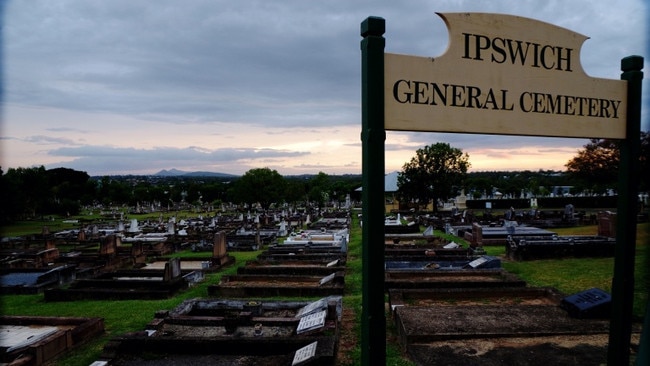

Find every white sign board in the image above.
[296,298,327,318]
[292,341,318,365]
[385,13,627,138]
[296,310,327,334]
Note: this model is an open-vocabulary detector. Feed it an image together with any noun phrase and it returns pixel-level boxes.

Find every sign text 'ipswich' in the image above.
[385,13,627,138]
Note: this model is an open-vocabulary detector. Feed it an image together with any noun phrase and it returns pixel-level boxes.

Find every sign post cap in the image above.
[621,55,644,72]
[361,16,385,37]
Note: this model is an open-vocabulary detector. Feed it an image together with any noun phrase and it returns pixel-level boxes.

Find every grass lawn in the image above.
[1,214,648,365]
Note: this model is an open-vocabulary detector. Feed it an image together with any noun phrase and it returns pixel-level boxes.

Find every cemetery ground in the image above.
[1,211,648,365]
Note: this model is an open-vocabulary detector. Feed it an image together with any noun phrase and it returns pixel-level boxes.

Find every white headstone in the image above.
[129,219,139,233]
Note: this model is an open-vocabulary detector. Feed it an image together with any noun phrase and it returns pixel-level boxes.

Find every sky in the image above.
[1,0,648,176]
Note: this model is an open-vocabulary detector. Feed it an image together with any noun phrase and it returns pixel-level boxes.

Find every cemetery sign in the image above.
[362,12,643,366]
[384,13,627,138]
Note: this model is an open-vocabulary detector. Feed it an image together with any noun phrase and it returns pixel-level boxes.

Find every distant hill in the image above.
[154,169,238,178]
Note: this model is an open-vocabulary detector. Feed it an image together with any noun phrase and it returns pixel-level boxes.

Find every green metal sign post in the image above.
[360,16,386,366]
[608,55,644,366]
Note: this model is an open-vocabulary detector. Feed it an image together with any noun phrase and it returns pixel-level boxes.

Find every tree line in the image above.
[1,133,647,222]
[395,133,649,212]
[0,167,362,223]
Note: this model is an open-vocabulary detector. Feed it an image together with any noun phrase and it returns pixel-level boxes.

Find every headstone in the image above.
[472,223,483,247]
[597,211,616,238]
[163,257,182,282]
[129,219,139,233]
[564,204,575,219]
[279,221,287,236]
[424,225,435,236]
[213,231,227,258]
[100,235,117,255]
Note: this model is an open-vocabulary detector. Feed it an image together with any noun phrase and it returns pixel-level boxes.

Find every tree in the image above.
[640,131,650,192]
[229,168,286,210]
[566,132,649,195]
[565,139,619,194]
[397,143,470,212]
[284,179,307,206]
[307,172,331,209]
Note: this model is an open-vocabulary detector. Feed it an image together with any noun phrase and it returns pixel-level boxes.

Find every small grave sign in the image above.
[296,298,327,318]
[292,341,318,365]
[319,272,336,286]
[296,310,327,334]
[467,256,488,268]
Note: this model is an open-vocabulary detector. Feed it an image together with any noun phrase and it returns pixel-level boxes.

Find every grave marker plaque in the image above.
[296,298,327,318]
[319,272,336,286]
[296,310,327,334]
[291,341,318,365]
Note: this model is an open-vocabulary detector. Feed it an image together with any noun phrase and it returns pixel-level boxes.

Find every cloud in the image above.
[41,144,312,175]
[49,145,308,161]
[23,135,80,145]
[3,0,647,176]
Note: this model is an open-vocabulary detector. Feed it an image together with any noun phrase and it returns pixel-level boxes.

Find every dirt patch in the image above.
[407,333,641,365]
[407,297,556,306]
[393,304,642,365]
[407,337,609,366]
[335,306,358,365]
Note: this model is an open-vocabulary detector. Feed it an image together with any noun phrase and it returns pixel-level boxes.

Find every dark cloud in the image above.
[3,0,648,175]
[8,1,643,127]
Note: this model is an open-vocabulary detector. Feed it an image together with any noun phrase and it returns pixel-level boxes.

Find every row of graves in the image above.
[420,203,592,232]
[96,212,350,365]
[1,210,350,365]
[382,212,641,365]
